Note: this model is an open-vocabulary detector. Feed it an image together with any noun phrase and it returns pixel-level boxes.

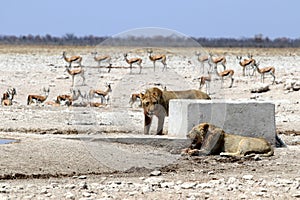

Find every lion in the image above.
[183,122,274,157]
[140,87,210,135]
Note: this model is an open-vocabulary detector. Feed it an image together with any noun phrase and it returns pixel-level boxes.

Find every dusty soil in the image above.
[0,45,299,199]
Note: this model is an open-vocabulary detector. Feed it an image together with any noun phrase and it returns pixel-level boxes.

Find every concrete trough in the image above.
[168,100,276,145]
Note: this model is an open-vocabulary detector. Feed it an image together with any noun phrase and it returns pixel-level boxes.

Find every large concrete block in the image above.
[168,100,276,145]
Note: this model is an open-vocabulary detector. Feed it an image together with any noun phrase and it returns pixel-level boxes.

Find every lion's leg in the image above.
[144,114,152,135]
[220,140,244,157]
[156,115,165,135]
[197,130,224,156]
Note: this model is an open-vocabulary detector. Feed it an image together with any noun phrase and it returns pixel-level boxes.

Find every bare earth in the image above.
[0,45,299,199]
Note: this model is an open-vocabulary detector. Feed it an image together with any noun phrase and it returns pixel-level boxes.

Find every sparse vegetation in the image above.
[0,34,299,47]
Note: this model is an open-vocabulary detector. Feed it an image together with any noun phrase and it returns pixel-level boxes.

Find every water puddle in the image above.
[0,139,17,144]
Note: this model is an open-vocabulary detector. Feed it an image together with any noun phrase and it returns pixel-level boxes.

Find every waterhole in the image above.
[0,139,17,144]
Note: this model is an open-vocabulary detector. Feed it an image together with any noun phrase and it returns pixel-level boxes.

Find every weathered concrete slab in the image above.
[65,134,187,171]
[168,100,276,145]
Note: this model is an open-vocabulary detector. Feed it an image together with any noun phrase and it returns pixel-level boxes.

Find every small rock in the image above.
[293,81,300,91]
[196,183,212,189]
[208,171,214,175]
[176,180,183,185]
[238,194,248,199]
[161,181,175,188]
[250,83,270,93]
[187,192,201,198]
[17,185,24,190]
[40,188,48,194]
[78,175,87,179]
[56,75,69,80]
[144,177,163,186]
[128,191,138,196]
[292,193,300,198]
[142,185,154,193]
[79,181,88,190]
[114,181,122,185]
[50,182,59,188]
[45,193,52,197]
[242,175,254,180]
[64,184,76,189]
[255,192,265,197]
[65,192,75,200]
[227,177,237,184]
[284,79,296,90]
[260,187,268,192]
[181,182,197,189]
[0,188,6,193]
[227,184,238,191]
[23,195,35,199]
[82,192,91,198]
[275,79,283,84]
[150,170,162,176]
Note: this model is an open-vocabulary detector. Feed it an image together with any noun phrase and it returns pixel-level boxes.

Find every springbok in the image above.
[91,52,111,73]
[237,55,257,76]
[27,87,50,105]
[89,83,112,104]
[64,65,85,87]
[195,51,212,73]
[129,93,142,108]
[208,53,226,71]
[56,89,82,106]
[62,51,82,67]
[147,49,167,71]
[1,88,17,106]
[214,67,234,88]
[198,75,212,94]
[254,62,276,84]
[124,53,142,74]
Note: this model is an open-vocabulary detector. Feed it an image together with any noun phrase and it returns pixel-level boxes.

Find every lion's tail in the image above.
[260,146,274,157]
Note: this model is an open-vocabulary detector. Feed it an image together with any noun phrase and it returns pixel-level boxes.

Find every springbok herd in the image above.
[0,49,276,107]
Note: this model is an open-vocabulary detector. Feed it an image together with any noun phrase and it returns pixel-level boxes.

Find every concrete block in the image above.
[168,100,276,145]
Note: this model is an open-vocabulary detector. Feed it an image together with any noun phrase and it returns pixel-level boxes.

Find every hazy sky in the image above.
[1,0,299,39]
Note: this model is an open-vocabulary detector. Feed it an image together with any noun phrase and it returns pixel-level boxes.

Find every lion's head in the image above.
[187,123,226,150]
[140,87,167,117]
[187,123,210,149]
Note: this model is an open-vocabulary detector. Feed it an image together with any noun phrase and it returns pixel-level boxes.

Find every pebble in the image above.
[150,170,162,176]
[128,191,138,196]
[79,182,88,190]
[144,177,163,186]
[65,192,75,200]
[196,183,212,189]
[65,184,76,189]
[82,191,91,197]
[1,175,297,199]
[161,181,175,188]
[40,188,48,194]
[207,171,215,175]
[0,188,7,193]
[181,182,197,189]
[292,193,300,198]
[242,175,254,180]
[78,175,87,179]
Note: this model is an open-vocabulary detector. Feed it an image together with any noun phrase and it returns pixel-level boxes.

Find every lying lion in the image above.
[140,87,210,135]
[183,123,274,157]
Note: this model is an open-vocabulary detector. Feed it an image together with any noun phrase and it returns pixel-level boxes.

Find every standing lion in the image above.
[140,87,210,135]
